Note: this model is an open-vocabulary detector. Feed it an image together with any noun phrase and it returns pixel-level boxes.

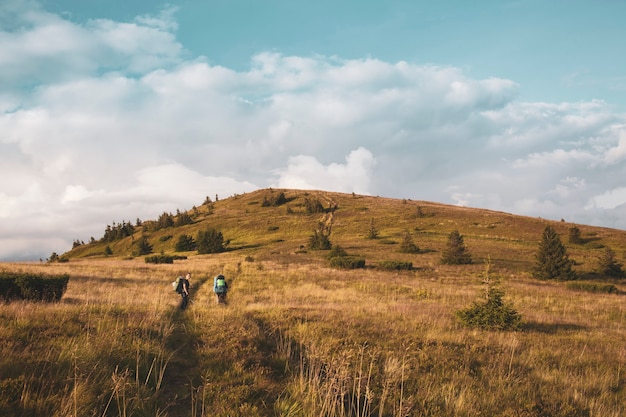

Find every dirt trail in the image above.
[158,276,209,417]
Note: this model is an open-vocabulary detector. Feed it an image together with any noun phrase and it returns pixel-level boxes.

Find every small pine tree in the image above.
[175,234,196,252]
[135,236,153,256]
[568,226,583,244]
[533,226,575,281]
[104,245,113,256]
[308,222,332,250]
[367,219,379,239]
[399,231,419,253]
[597,247,624,278]
[456,261,521,331]
[441,230,472,265]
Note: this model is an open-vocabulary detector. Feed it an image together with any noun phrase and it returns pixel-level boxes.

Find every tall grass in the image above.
[3,255,626,416]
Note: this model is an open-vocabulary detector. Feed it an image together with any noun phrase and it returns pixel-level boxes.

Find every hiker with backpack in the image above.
[213,274,228,304]
[174,273,191,310]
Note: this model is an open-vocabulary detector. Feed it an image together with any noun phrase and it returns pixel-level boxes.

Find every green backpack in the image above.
[172,277,183,293]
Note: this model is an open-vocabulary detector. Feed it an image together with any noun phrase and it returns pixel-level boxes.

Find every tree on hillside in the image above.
[262,191,288,207]
[367,219,379,239]
[134,235,153,256]
[568,226,584,244]
[456,261,521,331]
[197,228,227,254]
[399,230,419,253]
[533,226,575,281]
[157,212,174,229]
[441,230,472,265]
[308,222,332,250]
[597,247,624,278]
[175,209,193,227]
[304,197,325,214]
[175,234,196,252]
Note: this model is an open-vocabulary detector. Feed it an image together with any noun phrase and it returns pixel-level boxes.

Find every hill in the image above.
[2,188,626,416]
[65,188,626,277]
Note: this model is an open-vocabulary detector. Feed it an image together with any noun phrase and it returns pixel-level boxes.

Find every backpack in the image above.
[172,276,183,293]
[215,275,227,292]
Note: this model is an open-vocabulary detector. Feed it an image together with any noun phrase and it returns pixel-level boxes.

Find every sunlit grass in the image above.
[3,189,626,416]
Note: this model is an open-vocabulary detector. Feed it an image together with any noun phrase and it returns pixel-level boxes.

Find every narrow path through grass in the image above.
[159,275,209,417]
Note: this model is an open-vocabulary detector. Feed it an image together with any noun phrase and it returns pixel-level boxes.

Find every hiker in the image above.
[176,273,191,310]
[213,274,228,304]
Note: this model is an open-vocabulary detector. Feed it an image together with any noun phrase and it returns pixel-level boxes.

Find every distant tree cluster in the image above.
[262,191,288,207]
[175,209,193,227]
[304,197,325,214]
[101,221,135,243]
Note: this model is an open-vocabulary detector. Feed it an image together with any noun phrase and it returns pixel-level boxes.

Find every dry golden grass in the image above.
[2,189,626,416]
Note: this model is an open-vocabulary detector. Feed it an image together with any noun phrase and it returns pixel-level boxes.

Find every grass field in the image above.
[1,189,626,416]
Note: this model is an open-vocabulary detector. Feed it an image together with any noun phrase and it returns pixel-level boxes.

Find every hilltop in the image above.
[64,188,626,277]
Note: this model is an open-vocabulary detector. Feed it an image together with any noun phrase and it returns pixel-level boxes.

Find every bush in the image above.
[378,260,413,271]
[566,281,619,294]
[329,256,366,269]
[144,255,174,264]
[456,262,521,331]
[0,272,69,302]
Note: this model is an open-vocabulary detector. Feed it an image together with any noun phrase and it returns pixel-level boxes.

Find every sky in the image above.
[1,0,626,261]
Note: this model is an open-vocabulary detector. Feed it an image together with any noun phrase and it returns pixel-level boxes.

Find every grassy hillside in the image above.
[65,188,626,274]
[2,188,626,416]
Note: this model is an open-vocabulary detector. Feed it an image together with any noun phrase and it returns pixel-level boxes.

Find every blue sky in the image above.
[1,0,626,260]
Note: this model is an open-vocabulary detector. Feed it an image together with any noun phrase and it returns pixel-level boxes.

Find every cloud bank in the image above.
[2,3,626,260]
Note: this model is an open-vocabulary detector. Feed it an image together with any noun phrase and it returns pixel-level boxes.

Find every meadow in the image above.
[1,189,625,416]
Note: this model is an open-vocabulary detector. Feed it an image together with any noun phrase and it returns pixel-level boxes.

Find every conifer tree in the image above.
[197,228,226,254]
[308,222,332,250]
[175,234,196,252]
[533,226,575,281]
[367,219,379,239]
[568,226,583,244]
[135,235,153,256]
[597,247,624,278]
[399,230,419,253]
[456,261,521,330]
[441,230,472,265]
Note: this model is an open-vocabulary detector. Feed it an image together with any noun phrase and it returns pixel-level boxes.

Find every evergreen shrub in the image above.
[378,260,413,271]
[0,272,69,302]
[144,255,174,264]
[566,281,618,294]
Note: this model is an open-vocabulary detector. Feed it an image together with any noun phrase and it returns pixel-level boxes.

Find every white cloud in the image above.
[586,187,626,210]
[1,4,626,260]
[275,147,375,194]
